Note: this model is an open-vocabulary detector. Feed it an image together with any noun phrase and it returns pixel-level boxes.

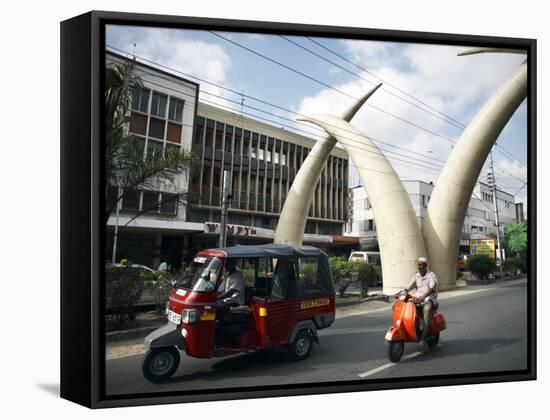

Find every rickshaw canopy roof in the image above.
[210,244,328,259]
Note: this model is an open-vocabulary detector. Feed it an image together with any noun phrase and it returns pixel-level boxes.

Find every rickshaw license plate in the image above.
[167,310,181,325]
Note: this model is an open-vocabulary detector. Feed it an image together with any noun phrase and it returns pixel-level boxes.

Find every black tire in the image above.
[426,333,440,348]
[387,340,405,362]
[142,347,180,383]
[288,329,314,361]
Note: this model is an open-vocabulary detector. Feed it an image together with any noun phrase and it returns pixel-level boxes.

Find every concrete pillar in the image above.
[298,114,426,295]
[273,83,382,246]
[423,58,527,290]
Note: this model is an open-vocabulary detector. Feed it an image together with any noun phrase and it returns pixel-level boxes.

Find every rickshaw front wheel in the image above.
[142,347,180,383]
[289,329,314,361]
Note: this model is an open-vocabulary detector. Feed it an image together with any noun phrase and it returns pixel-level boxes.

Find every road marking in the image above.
[358,351,423,378]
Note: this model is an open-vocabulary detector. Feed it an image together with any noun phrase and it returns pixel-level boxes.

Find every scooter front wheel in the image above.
[387,340,405,362]
[142,347,180,383]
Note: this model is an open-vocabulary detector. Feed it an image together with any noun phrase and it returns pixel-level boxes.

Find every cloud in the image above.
[295,39,526,187]
[106,25,234,108]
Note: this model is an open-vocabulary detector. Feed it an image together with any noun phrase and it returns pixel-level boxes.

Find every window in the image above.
[168,98,184,122]
[151,92,167,118]
[422,195,427,207]
[147,139,163,157]
[160,193,178,215]
[259,148,264,161]
[297,257,320,296]
[131,87,149,113]
[135,137,145,157]
[148,117,165,139]
[122,189,140,211]
[142,191,159,213]
[274,150,279,164]
[225,125,233,152]
[194,116,205,145]
[281,153,287,166]
[266,149,272,162]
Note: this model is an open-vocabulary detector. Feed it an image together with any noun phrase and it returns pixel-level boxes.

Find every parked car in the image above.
[348,251,383,286]
[107,262,158,307]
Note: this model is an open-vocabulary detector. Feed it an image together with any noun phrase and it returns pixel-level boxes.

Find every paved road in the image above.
[105,280,528,396]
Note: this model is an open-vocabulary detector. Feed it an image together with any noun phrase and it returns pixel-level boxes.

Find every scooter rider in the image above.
[402,257,439,346]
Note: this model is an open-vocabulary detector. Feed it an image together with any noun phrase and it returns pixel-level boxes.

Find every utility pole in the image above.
[219,170,231,248]
[111,186,122,263]
[488,151,504,278]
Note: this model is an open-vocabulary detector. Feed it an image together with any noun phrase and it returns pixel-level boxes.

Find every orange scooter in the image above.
[384,291,446,362]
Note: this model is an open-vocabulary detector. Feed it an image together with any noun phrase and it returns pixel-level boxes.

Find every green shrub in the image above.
[145,271,176,314]
[355,262,376,298]
[329,256,350,297]
[503,256,525,276]
[466,254,497,280]
[105,265,147,329]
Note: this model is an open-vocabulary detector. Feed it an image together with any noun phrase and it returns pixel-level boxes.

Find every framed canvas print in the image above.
[60,10,536,408]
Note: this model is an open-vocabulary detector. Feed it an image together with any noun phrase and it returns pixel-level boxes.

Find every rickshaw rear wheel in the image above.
[289,329,314,361]
[142,347,180,383]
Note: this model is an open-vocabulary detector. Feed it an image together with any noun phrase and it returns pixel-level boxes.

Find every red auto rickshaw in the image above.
[142,244,336,383]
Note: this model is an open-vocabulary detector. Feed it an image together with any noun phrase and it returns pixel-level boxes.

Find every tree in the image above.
[104,59,197,227]
[505,222,527,256]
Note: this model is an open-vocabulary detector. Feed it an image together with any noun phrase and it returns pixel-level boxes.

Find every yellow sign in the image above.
[300,298,330,310]
[470,238,496,259]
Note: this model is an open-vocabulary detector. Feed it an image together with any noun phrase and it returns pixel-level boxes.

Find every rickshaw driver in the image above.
[216,259,246,313]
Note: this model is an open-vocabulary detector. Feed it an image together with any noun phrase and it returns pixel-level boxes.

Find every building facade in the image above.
[187,102,350,253]
[105,52,350,270]
[347,180,524,257]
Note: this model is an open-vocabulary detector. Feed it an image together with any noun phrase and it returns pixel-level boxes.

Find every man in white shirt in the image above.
[217,259,245,307]
[403,257,439,345]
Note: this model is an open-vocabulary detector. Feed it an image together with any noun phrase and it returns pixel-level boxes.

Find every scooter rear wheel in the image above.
[142,347,180,383]
[387,340,405,362]
[426,333,440,348]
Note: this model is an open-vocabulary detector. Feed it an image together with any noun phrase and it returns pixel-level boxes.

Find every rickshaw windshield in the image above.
[178,256,222,292]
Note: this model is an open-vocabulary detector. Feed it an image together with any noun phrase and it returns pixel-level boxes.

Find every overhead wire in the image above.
[107,45,525,195]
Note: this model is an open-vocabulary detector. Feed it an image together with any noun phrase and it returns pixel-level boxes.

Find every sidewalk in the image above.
[105,276,527,360]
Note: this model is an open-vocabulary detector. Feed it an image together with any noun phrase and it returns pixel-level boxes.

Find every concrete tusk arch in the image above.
[422,59,527,290]
[297,114,426,295]
[273,83,382,246]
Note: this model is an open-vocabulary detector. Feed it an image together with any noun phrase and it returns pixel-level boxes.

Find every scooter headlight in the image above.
[181,308,200,324]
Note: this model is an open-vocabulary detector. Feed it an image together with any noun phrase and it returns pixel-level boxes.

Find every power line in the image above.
[305,36,468,129]
[209,31,457,145]
[281,35,465,131]
[108,46,525,195]
[113,50,449,167]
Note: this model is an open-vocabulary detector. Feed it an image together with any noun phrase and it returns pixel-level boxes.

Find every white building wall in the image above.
[346,180,521,252]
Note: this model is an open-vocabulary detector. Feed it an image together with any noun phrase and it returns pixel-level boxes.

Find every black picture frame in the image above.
[61,10,536,409]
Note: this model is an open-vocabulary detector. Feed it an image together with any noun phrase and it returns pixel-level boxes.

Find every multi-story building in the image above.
[346,179,524,257]
[105,52,350,270]
[187,101,349,253]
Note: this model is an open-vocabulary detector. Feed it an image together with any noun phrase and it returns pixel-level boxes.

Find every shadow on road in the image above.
[414,337,523,362]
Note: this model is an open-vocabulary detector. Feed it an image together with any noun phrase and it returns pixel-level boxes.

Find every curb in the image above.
[106,326,160,343]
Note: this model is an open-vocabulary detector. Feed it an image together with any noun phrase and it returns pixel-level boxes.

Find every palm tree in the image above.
[104,59,197,226]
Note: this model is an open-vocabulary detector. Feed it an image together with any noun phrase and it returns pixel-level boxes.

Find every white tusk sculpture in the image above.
[297,114,426,295]
[273,83,382,246]
[422,56,527,290]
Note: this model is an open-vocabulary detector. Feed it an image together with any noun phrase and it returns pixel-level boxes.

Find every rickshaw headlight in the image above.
[181,309,200,324]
